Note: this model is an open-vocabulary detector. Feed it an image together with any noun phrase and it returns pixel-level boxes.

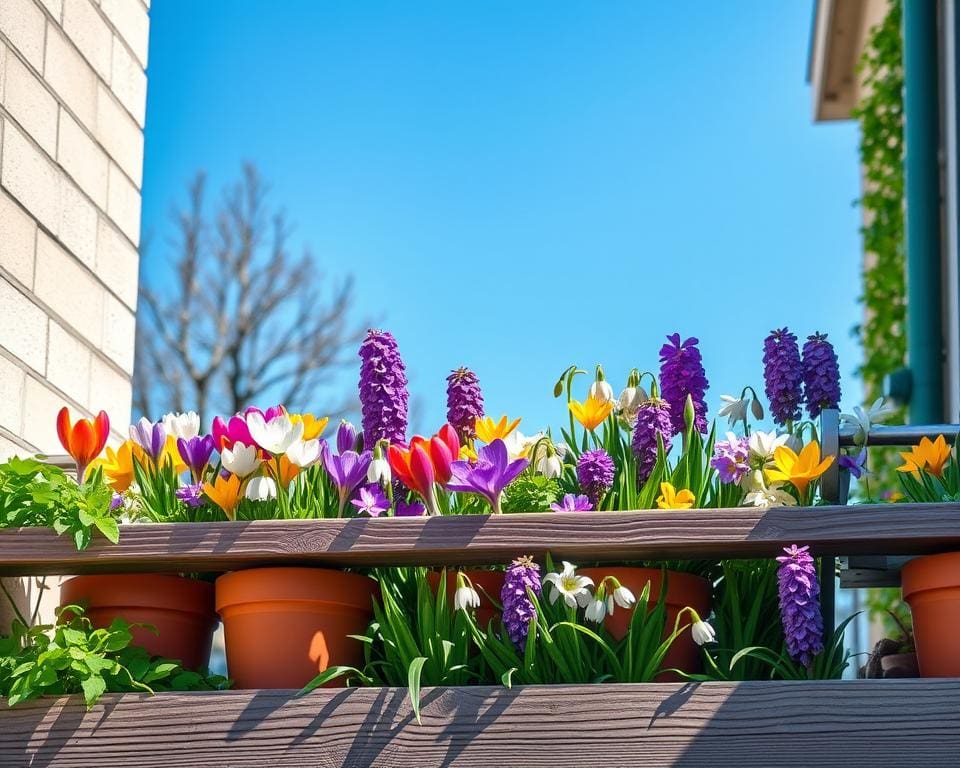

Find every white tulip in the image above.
[691,620,716,646]
[221,443,261,477]
[286,438,323,468]
[246,411,304,455]
[162,411,201,440]
[454,585,480,612]
[244,476,277,502]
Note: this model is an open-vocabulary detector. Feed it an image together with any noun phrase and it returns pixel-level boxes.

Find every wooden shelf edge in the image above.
[1,503,959,575]
[2,681,958,767]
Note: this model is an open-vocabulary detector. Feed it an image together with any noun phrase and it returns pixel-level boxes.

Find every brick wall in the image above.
[0,0,148,457]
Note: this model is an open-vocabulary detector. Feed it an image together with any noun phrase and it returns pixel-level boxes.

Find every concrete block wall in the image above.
[0,0,148,459]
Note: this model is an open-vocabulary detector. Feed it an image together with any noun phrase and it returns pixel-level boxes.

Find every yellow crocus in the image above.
[897,435,951,479]
[90,440,143,492]
[475,415,521,443]
[765,441,834,496]
[203,473,243,519]
[266,454,300,487]
[289,413,329,440]
[158,435,188,475]
[656,482,695,509]
[568,394,614,432]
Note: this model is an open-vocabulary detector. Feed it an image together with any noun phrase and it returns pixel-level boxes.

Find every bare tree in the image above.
[134,164,366,424]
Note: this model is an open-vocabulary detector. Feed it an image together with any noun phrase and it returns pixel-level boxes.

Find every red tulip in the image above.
[387,424,460,516]
[56,407,109,480]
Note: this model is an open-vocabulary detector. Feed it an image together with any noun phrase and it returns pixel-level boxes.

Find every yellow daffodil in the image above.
[90,439,143,492]
[289,413,329,440]
[266,454,300,487]
[897,435,951,478]
[204,473,243,519]
[475,415,521,443]
[765,441,834,496]
[656,482,695,509]
[568,394,614,432]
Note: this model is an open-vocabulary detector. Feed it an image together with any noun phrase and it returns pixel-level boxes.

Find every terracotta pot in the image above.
[902,551,960,677]
[60,574,217,671]
[579,567,712,680]
[426,569,504,629]
[880,651,919,678]
[216,567,377,689]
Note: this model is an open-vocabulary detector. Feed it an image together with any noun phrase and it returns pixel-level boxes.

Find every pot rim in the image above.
[578,566,712,611]
[60,573,215,617]
[216,567,378,612]
[902,551,960,600]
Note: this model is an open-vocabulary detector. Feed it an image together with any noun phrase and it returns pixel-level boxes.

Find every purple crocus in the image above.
[501,556,542,649]
[838,448,868,480]
[175,483,204,508]
[129,417,166,463]
[337,420,361,454]
[358,329,409,449]
[632,397,674,484]
[350,484,390,517]
[177,435,215,481]
[110,492,124,511]
[801,332,842,419]
[763,328,804,426]
[658,334,709,434]
[447,439,528,515]
[576,449,615,508]
[446,367,485,443]
[710,435,751,485]
[395,499,427,517]
[321,442,373,516]
[549,493,593,512]
[776,544,824,668]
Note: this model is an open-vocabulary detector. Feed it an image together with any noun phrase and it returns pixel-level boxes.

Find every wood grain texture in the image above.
[2,682,958,767]
[1,503,959,575]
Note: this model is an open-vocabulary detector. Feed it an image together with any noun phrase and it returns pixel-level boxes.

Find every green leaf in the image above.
[94,516,120,544]
[407,656,428,725]
[81,675,106,707]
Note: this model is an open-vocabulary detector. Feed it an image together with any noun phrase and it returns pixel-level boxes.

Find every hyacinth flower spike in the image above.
[57,407,110,481]
[446,438,528,515]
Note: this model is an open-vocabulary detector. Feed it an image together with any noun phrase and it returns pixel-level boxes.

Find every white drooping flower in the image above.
[691,619,717,646]
[286,438,323,468]
[748,430,791,464]
[246,411,304,455]
[584,598,607,623]
[743,475,797,509]
[536,453,563,479]
[221,444,261,477]
[717,395,749,426]
[454,585,481,612]
[502,430,544,461]
[245,476,277,502]
[840,397,898,445]
[543,561,594,609]
[367,456,391,484]
[617,386,647,418]
[161,411,201,440]
[612,584,636,609]
[589,379,615,405]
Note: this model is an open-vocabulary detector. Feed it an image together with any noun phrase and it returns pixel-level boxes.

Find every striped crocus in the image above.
[129,417,166,463]
[446,367,485,443]
[658,334,709,434]
[359,329,409,449]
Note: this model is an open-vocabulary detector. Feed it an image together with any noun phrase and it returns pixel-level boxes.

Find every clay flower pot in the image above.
[426,569,504,629]
[216,567,378,689]
[60,574,217,671]
[902,551,960,677]
[579,566,712,680]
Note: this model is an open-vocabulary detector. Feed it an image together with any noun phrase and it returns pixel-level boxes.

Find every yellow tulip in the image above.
[656,482,695,509]
[289,413,329,440]
[897,435,951,478]
[203,473,243,519]
[568,395,614,432]
[475,415,521,443]
[765,441,834,496]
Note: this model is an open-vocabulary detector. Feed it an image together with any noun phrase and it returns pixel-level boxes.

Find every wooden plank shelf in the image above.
[0,503,958,575]
[2,681,957,767]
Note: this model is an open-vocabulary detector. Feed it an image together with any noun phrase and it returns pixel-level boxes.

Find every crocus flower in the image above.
[350,484,390,517]
[90,439,140,491]
[129,417,166,463]
[203,473,242,519]
[897,435,951,478]
[447,438,528,515]
[245,476,278,502]
[288,413,329,440]
[388,425,461,515]
[543,561,594,609]
[659,334,709,434]
[395,500,426,517]
[776,544,824,668]
[576,449,615,508]
[838,448,868,480]
[502,556,541,649]
[359,329,409,449]
[321,443,372,516]
[446,367,485,443]
[502,429,544,461]
[265,454,301,487]
[211,414,253,450]
[632,396,674,483]
[221,443,261,478]
[748,430,791,467]
[765,441,834,497]
[175,482,204,508]
[285,438,323,468]
[550,493,593,512]
[763,328,803,426]
[656,482,696,509]
[56,407,110,481]
[177,435,215,481]
[162,411,200,440]
[245,404,287,422]
[336,420,360,454]
[246,412,304,455]
[475,415,521,443]
[801,333,842,419]
[110,492,124,511]
[710,433,751,485]
[568,395,614,432]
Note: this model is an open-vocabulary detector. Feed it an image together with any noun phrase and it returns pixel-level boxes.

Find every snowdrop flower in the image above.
[245,476,277,502]
[617,385,647,417]
[454,574,481,612]
[221,443,261,477]
[585,598,607,623]
[748,430,791,464]
[612,584,635,609]
[161,411,201,440]
[367,456,391,484]
[543,561,594,609]
[718,395,749,426]
[535,441,563,479]
[285,438,323,468]
[691,618,716,646]
[246,411,304,455]
[841,397,898,445]
[589,381,615,405]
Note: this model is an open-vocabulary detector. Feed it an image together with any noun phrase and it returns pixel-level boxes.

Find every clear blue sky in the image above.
[141,1,864,434]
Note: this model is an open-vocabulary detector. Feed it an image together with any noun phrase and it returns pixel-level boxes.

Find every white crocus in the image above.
[367,456,391,484]
[748,430,791,464]
[744,478,797,509]
[221,443,261,477]
[717,395,749,426]
[612,585,636,609]
[162,411,201,440]
[589,379,615,405]
[543,561,594,609]
[454,584,480,612]
[286,438,323,468]
[502,430,544,461]
[840,397,898,445]
[245,476,277,502]
[691,619,717,646]
[584,598,607,623]
[246,411,304,455]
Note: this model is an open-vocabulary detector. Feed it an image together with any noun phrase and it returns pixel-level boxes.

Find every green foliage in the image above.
[502,474,560,514]
[0,606,228,708]
[0,458,118,550]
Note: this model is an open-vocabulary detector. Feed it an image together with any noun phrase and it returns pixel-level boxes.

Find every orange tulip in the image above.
[56,407,109,480]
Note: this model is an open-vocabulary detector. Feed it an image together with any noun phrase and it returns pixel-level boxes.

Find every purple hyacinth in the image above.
[501,556,542,649]
[358,329,409,449]
[658,334,709,434]
[175,483,204,508]
[801,332,842,419]
[763,328,803,426]
[446,367,485,443]
[632,398,674,483]
[776,544,824,668]
[576,449,615,508]
[550,493,593,512]
[710,435,751,485]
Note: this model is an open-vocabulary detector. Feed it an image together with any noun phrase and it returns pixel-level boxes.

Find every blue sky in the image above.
[141,1,863,433]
